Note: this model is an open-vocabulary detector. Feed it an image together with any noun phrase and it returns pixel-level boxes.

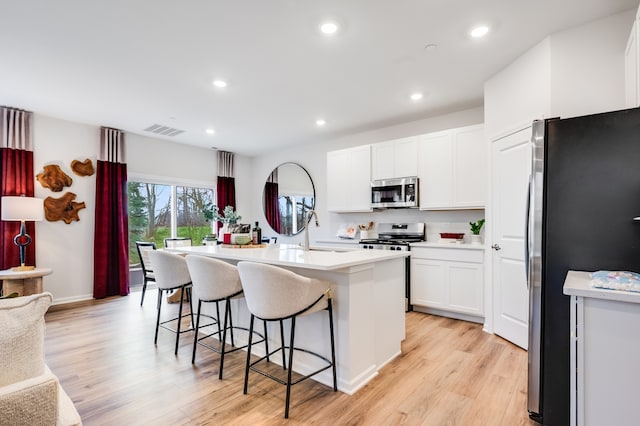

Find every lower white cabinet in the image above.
[564,271,640,426]
[411,246,484,319]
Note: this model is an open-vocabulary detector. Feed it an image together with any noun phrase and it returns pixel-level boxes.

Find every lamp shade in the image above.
[1,196,44,222]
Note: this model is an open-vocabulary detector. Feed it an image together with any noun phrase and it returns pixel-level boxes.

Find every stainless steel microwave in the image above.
[371,177,419,208]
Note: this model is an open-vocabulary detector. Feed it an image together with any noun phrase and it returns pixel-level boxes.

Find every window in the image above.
[128,180,214,265]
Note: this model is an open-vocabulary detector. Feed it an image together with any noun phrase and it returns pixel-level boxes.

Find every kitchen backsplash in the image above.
[327,209,485,242]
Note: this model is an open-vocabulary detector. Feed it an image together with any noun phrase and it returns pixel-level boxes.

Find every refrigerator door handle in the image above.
[525,176,532,289]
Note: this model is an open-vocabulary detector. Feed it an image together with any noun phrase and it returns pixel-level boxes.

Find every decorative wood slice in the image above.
[44,192,86,224]
[37,164,73,192]
[71,158,95,176]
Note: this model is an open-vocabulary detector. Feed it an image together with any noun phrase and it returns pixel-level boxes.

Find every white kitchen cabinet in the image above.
[564,271,640,426]
[419,124,486,210]
[326,145,372,212]
[411,245,484,321]
[371,136,418,180]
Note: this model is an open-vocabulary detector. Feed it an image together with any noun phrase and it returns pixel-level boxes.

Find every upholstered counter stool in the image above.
[237,261,337,419]
[148,250,195,355]
[185,255,268,379]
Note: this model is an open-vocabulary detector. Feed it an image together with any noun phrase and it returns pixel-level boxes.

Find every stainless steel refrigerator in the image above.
[526,108,640,425]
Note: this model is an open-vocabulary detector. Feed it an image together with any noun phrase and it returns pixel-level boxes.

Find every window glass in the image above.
[127,181,213,266]
[176,186,214,244]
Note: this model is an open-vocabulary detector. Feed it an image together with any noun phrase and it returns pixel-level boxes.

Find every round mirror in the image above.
[263,162,315,236]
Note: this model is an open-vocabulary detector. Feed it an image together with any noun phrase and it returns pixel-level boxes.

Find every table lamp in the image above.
[1,196,44,271]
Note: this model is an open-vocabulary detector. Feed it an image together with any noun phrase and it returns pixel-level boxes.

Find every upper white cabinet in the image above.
[419,124,486,210]
[326,145,372,212]
[371,136,418,180]
[625,17,639,108]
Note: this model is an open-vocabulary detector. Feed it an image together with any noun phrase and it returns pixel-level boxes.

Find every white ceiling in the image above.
[0,1,637,156]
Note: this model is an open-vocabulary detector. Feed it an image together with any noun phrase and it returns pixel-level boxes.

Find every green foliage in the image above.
[469,219,485,235]
[210,205,242,224]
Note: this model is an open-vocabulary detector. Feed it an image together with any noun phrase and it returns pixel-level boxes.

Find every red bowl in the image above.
[440,233,464,239]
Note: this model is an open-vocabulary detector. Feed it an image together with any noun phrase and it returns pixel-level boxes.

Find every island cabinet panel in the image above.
[411,246,484,319]
[371,136,418,180]
[327,145,372,212]
[419,124,486,210]
[564,271,640,426]
[170,244,409,395]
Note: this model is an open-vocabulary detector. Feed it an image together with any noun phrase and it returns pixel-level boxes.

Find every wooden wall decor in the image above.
[44,192,86,224]
[70,158,95,176]
[37,164,73,192]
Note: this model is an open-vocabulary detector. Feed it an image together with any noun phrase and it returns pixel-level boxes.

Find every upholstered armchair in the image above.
[0,292,81,426]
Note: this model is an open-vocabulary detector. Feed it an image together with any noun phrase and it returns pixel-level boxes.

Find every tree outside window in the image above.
[128,181,213,265]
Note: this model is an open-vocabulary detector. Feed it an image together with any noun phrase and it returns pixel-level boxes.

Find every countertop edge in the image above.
[170,245,408,271]
[563,270,640,304]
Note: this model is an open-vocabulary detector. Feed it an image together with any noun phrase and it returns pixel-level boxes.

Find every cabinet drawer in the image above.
[411,247,483,263]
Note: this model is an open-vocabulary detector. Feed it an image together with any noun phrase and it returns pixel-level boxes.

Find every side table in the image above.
[0,268,53,297]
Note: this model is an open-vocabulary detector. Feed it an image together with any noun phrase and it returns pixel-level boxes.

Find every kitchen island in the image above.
[171,244,409,394]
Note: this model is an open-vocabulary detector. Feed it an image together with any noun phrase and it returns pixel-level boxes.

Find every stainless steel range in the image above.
[359,223,425,311]
[359,222,425,250]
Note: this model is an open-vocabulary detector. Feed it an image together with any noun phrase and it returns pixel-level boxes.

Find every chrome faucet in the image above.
[303,210,319,251]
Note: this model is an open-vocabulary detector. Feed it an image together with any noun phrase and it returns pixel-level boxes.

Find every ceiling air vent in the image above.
[143,124,185,137]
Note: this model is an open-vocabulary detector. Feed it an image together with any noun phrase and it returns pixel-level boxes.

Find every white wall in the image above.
[31,114,227,304]
[248,107,486,245]
[484,9,635,139]
[484,38,552,140]
[33,115,97,303]
[127,133,218,183]
[550,10,633,118]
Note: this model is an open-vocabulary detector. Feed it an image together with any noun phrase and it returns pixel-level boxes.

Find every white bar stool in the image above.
[185,255,267,379]
[148,250,194,355]
[237,261,337,419]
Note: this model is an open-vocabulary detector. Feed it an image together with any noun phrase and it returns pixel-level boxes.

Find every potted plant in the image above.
[469,219,485,244]
[209,205,242,240]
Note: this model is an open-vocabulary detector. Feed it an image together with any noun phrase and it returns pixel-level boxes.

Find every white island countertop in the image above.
[563,270,640,304]
[170,243,409,271]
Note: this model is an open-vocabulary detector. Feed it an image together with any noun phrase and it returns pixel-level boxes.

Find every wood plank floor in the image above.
[44,290,535,425]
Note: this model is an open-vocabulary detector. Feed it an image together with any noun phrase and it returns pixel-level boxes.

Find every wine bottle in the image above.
[252,221,262,245]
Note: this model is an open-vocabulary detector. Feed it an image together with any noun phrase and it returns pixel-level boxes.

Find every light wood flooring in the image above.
[45,289,535,425]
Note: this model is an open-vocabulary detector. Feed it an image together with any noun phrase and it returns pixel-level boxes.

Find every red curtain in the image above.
[264,181,280,233]
[216,175,236,224]
[93,128,129,298]
[0,148,35,270]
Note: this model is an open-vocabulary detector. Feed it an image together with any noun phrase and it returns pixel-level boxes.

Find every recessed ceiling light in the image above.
[212,80,227,88]
[316,119,326,127]
[410,93,424,101]
[320,22,338,35]
[206,128,215,135]
[424,43,438,52]
[470,25,489,38]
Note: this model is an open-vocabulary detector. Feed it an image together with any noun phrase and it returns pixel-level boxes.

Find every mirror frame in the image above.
[262,162,316,236]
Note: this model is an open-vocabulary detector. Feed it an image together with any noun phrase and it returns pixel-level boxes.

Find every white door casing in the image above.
[491,126,532,349]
